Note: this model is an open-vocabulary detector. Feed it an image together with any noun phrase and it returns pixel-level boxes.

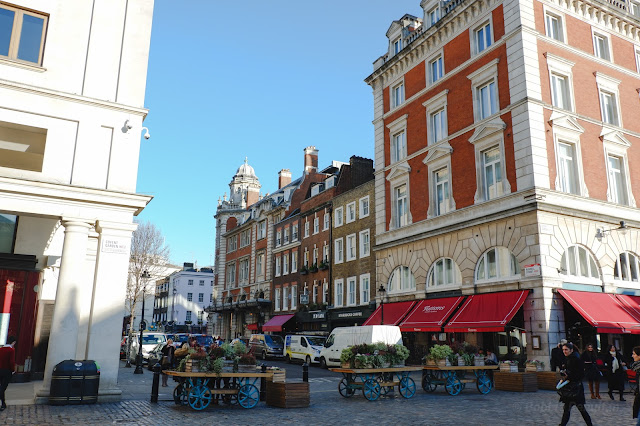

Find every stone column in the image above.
[38,219,93,400]
[86,220,137,401]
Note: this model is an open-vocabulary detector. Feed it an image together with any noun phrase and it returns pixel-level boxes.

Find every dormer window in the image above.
[428,7,439,26]
[393,38,403,54]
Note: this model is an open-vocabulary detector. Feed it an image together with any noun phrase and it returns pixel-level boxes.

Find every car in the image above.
[147,342,167,370]
[170,333,190,348]
[248,334,284,360]
[120,336,128,360]
[129,333,168,363]
[192,335,214,350]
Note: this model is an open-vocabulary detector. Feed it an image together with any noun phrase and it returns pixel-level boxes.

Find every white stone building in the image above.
[0,0,154,402]
[157,266,215,331]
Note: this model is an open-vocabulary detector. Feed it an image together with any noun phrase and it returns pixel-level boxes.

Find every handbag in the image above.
[557,381,580,400]
[161,356,170,366]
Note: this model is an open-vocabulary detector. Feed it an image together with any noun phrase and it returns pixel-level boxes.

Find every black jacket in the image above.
[551,346,565,371]
[558,352,586,405]
[604,351,626,391]
[161,344,176,368]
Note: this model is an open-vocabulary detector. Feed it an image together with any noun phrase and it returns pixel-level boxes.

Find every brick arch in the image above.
[226,216,238,231]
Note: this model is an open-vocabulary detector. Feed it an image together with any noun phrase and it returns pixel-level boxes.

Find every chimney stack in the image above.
[278,169,292,189]
[303,146,318,174]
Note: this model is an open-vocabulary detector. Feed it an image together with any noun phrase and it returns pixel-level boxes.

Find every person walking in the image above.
[161,338,176,387]
[582,344,601,399]
[0,336,17,411]
[604,344,627,401]
[631,346,640,426]
[558,342,593,426]
[552,339,568,371]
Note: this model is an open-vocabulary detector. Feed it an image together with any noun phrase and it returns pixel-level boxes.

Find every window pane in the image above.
[17,14,44,63]
[577,247,588,277]
[620,253,629,281]
[0,8,15,57]
[0,214,17,253]
[436,260,444,286]
[445,258,453,284]
[477,258,485,280]
[487,249,497,278]
[630,254,639,282]
[589,255,598,278]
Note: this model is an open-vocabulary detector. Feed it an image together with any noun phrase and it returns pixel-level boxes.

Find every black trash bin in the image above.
[49,360,100,405]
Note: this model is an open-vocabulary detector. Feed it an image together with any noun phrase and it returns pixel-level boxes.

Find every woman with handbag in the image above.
[604,344,627,401]
[631,346,640,426]
[582,344,601,399]
[161,339,176,387]
[558,342,593,426]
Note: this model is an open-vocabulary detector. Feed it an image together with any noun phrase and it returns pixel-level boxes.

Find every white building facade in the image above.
[0,0,154,402]
[161,268,215,331]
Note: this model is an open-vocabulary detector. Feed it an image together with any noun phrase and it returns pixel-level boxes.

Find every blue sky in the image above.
[136,1,422,266]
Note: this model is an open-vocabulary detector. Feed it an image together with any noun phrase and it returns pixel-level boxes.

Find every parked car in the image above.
[129,333,168,363]
[248,334,284,359]
[192,335,214,350]
[120,336,128,360]
[285,335,326,365]
[170,333,190,348]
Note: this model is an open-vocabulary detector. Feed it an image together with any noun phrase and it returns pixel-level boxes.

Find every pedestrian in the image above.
[582,344,601,399]
[558,342,593,426]
[161,338,176,387]
[631,346,640,426]
[551,339,568,371]
[0,336,17,411]
[485,348,498,365]
[604,344,627,401]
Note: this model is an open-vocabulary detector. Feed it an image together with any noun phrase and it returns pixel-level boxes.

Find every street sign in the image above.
[300,294,309,304]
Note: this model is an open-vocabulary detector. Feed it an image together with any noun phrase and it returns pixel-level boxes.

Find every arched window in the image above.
[428,258,462,289]
[560,245,599,279]
[388,266,416,293]
[614,252,639,282]
[475,247,519,281]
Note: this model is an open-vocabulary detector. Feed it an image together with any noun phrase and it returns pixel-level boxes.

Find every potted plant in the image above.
[462,343,477,366]
[220,343,235,372]
[525,359,545,372]
[340,347,354,368]
[354,354,373,369]
[500,360,519,372]
[300,265,309,275]
[237,353,257,372]
[427,344,453,367]
[309,263,318,273]
[385,344,410,367]
[319,260,329,270]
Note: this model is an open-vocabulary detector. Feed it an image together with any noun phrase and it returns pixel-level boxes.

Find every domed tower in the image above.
[229,157,261,208]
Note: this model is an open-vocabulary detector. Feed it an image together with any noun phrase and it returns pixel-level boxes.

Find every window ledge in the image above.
[0,57,46,72]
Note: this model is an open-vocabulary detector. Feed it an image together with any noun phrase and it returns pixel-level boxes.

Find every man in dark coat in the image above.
[559,342,593,426]
[551,339,568,371]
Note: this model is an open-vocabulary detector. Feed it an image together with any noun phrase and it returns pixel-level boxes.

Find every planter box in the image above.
[474,357,485,366]
[525,365,543,372]
[499,363,518,373]
[536,371,561,390]
[266,380,309,408]
[266,369,286,383]
[457,356,465,366]
[340,362,351,369]
[494,372,538,392]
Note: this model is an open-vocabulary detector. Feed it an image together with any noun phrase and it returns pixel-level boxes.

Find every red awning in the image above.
[262,314,295,332]
[399,296,465,332]
[246,323,258,331]
[559,290,640,334]
[362,301,416,326]
[444,290,529,332]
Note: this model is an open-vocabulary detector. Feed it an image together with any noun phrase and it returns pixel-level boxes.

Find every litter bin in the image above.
[49,360,100,405]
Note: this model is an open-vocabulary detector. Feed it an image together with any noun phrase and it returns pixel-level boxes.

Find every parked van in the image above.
[284,335,327,365]
[248,334,285,359]
[317,325,402,368]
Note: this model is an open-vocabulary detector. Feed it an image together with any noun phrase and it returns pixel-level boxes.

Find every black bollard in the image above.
[302,362,309,382]
[260,363,267,401]
[151,362,161,403]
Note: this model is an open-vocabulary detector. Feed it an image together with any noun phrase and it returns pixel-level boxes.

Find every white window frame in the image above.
[544,7,566,42]
[614,252,640,282]
[592,30,612,62]
[433,166,452,217]
[427,258,462,291]
[283,253,289,275]
[555,140,581,195]
[257,220,267,239]
[428,6,440,27]
[334,279,344,307]
[559,245,600,283]
[427,50,444,85]
[291,250,298,273]
[471,18,493,56]
[283,227,289,244]
[313,246,318,266]
[346,234,357,262]
[276,230,281,247]
[635,47,640,73]
[424,89,448,145]
[291,285,297,310]
[275,288,281,311]
[292,224,298,241]
[304,220,310,238]
[475,247,520,283]
[187,292,193,302]
[545,54,575,112]
[469,118,511,203]
[304,249,309,268]
[387,266,416,294]
[283,287,289,311]
[393,37,403,55]
[323,280,328,304]
[390,78,405,109]
[198,293,204,303]
[313,216,319,234]
[323,212,330,230]
[239,258,249,283]
[226,264,235,287]
[359,229,370,258]
[387,114,408,164]
[323,243,329,263]
[347,277,357,306]
[334,206,344,227]
[424,143,456,218]
[631,1,640,17]
[359,274,370,305]
[346,202,356,223]
[468,59,499,122]
[334,238,344,264]
[394,183,408,228]
[596,73,622,127]
[359,196,370,218]
[603,134,636,207]
[257,252,265,279]
[275,256,281,277]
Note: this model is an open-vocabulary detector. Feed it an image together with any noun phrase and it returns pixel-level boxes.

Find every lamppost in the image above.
[171,287,177,329]
[378,284,386,325]
[134,270,151,374]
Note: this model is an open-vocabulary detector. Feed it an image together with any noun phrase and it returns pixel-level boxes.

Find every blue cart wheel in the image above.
[398,377,416,398]
[173,383,188,405]
[422,373,437,392]
[445,374,462,396]
[188,385,212,410]
[338,378,355,398]
[363,379,381,401]
[238,384,260,409]
[476,371,492,394]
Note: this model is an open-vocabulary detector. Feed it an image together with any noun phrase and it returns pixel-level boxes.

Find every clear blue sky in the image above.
[136,1,422,266]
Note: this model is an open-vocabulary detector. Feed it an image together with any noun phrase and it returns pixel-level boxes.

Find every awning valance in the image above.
[399,296,465,332]
[444,290,529,332]
[246,323,259,331]
[362,301,416,326]
[558,290,640,334]
[262,314,295,332]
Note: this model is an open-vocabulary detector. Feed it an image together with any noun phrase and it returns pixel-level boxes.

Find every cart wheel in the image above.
[222,383,239,405]
[173,383,188,405]
[398,377,416,399]
[188,385,212,410]
[377,374,392,395]
[445,375,462,396]
[238,384,260,409]
[363,379,381,401]
[338,378,355,398]
[422,373,437,392]
[476,371,492,394]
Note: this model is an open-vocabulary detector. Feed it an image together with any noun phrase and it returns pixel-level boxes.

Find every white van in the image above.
[317,325,403,368]
[284,335,327,365]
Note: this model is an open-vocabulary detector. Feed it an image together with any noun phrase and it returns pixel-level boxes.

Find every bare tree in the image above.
[124,221,170,365]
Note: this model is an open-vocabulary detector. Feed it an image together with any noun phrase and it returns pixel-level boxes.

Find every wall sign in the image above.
[102,238,129,254]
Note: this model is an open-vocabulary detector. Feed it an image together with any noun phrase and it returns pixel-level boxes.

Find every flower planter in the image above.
[474,357,485,366]
[499,363,518,373]
[391,363,405,368]
[340,362,352,369]
[222,360,235,373]
[525,365,543,372]
[424,359,436,366]
[457,356,465,366]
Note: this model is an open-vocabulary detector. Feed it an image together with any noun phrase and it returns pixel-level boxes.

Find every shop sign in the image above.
[422,304,445,313]
[524,264,541,277]
[102,238,129,254]
[300,294,309,304]
[337,311,363,318]
[312,312,325,319]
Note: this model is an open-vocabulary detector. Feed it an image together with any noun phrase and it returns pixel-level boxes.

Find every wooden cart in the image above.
[421,365,498,396]
[329,366,423,401]
[165,370,276,411]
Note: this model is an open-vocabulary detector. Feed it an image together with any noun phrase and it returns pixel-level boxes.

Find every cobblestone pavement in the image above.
[0,373,635,426]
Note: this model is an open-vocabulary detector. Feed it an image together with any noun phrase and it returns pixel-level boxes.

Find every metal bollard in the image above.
[260,363,267,401]
[151,362,161,403]
[302,362,309,382]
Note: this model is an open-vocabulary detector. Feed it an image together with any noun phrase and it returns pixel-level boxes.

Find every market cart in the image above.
[421,365,498,396]
[329,366,423,401]
[165,370,276,411]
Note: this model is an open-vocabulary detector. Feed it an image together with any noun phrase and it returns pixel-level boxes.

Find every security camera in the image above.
[125,120,133,130]
[143,129,150,140]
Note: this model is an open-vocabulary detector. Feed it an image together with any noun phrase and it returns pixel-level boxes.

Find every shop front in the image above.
[262,314,295,335]
[295,310,329,333]
[330,306,375,329]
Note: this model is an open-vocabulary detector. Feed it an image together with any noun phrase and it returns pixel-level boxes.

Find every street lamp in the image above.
[378,284,386,325]
[595,220,628,242]
[134,270,151,374]
[171,287,177,327]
